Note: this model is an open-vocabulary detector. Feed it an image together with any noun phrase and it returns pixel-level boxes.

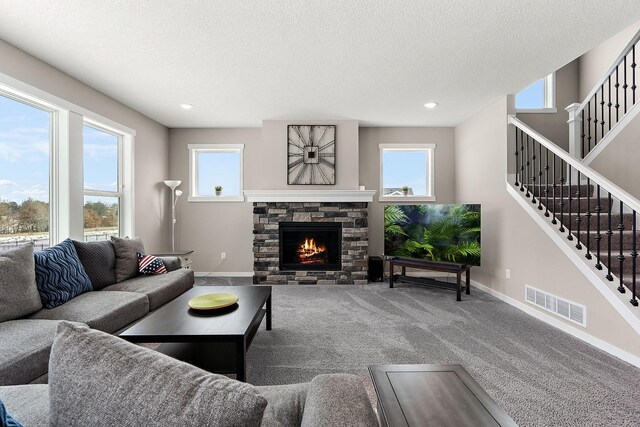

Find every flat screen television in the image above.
[384,204,481,266]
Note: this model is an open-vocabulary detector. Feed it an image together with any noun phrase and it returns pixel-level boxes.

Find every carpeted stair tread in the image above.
[558,213,635,229]
[530,184,594,198]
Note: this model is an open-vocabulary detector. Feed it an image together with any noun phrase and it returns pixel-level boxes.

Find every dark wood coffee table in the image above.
[119,286,271,382]
[369,364,517,427]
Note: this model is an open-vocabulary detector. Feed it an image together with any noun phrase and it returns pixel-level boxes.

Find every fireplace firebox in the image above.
[279,222,342,271]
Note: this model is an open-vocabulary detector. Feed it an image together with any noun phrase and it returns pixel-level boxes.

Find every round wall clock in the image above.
[287,125,336,185]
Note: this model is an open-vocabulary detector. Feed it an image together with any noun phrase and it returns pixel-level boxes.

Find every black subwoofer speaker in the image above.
[368,256,384,282]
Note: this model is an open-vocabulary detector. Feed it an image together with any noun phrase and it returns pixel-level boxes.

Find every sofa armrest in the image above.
[159,256,181,272]
[300,374,377,427]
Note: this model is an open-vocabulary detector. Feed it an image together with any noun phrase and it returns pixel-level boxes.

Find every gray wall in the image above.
[455,96,640,357]
[517,60,580,151]
[0,39,170,252]
[358,127,456,258]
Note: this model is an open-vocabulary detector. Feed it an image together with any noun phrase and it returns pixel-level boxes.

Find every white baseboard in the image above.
[472,279,640,369]
[194,272,253,277]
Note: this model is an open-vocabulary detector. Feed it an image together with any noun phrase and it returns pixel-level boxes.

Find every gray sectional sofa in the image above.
[0,240,194,386]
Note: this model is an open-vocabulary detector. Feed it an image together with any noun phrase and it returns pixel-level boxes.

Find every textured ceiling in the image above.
[0,1,638,128]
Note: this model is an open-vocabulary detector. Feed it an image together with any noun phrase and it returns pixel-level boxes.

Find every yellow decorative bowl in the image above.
[188,293,239,310]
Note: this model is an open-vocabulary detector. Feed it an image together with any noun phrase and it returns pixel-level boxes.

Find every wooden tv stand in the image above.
[388,258,471,301]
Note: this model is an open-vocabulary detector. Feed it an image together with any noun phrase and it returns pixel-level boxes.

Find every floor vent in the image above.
[525,286,586,327]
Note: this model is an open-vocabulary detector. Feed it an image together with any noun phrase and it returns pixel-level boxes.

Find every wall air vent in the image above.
[525,285,586,327]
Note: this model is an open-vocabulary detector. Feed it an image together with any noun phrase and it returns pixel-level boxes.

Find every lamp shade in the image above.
[164,180,181,190]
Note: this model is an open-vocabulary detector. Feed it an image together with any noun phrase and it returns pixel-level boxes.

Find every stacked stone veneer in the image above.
[253,202,368,284]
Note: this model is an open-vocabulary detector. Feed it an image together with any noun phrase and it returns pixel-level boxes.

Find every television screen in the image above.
[384,204,481,266]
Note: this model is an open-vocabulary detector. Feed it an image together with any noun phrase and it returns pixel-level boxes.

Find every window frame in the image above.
[378,143,436,203]
[188,144,245,202]
[0,77,136,246]
[515,72,557,113]
[82,120,124,237]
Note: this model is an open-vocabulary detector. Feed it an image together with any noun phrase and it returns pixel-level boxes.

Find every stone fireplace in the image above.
[252,201,369,284]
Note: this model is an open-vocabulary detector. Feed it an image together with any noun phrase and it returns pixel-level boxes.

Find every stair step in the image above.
[576,231,636,251]
[530,184,594,198]
[558,213,635,229]
[542,196,609,214]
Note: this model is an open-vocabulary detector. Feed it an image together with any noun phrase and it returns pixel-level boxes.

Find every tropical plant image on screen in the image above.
[384,204,481,266]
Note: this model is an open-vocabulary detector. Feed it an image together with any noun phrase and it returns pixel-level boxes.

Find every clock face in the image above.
[287,125,335,185]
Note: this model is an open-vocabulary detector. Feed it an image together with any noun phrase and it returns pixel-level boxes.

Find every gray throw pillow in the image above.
[0,244,42,322]
[49,322,267,427]
[110,236,145,283]
[72,240,116,290]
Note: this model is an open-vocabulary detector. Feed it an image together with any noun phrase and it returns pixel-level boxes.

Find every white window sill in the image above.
[188,196,245,203]
[378,195,436,203]
[515,108,557,114]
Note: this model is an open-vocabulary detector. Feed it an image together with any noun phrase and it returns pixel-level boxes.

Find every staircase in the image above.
[507,116,640,334]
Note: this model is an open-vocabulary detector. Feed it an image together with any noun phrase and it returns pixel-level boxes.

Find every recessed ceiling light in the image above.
[180,103,193,110]
[424,102,438,109]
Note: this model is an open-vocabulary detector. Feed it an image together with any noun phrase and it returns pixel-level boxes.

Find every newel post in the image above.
[566,103,582,181]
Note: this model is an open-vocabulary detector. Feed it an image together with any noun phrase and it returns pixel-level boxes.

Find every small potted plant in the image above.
[402,186,409,196]
[215,186,223,196]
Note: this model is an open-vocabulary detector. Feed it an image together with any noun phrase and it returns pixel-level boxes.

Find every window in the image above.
[83,123,122,241]
[188,144,244,202]
[515,73,556,111]
[0,93,53,251]
[0,78,135,249]
[379,144,435,202]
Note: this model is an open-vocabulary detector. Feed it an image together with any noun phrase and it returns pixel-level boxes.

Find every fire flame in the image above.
[298,238,326,263]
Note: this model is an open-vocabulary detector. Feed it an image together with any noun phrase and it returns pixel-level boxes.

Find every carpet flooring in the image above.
[194,276,640,426]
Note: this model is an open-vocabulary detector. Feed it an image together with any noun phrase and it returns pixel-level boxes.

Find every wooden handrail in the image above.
[509,115,640,214]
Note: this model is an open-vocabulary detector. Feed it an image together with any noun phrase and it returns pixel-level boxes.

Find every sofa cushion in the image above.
[137,252,167,275]
[72,240,116,290]
[257,382,309,427]
[49,322,267,427]
[102,268,194,311]
[28,291,149,333]
[300,374,378,427]
[110,236,145,283]
[0,243,42,322]
[34,238,92,308]
[0,385,48,427]
[0,320,65,386]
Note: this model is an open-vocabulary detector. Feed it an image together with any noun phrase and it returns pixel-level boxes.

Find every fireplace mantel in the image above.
[244,189,376,202]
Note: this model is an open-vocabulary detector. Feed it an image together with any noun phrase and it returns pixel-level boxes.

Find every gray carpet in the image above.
[195,276,640,426]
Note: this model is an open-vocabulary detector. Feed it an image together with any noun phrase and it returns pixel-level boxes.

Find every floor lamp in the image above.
[164,180,182,251]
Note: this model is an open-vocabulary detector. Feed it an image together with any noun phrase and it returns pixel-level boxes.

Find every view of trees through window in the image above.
[0,95,120,251]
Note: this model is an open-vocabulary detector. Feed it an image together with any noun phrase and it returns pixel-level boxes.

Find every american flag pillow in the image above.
[137,252,167,275]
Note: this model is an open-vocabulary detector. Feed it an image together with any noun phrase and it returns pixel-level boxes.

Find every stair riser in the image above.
[593,256,638,276]
[576,232,636,250]
[542,197,609,214]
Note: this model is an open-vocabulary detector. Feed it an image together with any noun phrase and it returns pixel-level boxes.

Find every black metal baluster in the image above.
[537,142,543,210]
[594,92,599,148]
[595,185,603,270]
[567,165,574,241]
[544,148,550,217]
[624,55,628,114]
[531,138,537,205]
[618,200,626,293]
[514,128,520,186]
[600,84,605,141]
[519,130,525,192]
[631,212,638,306]
[632,45,637,105]
[615,66,620,124]
[559,160,565,233]
[606,193,614,281]
[551,153,557,225]
[575,171,582,249]
[608,75,612,132]
[587,102,592,155]
[525,135,530,198]
[585,177,592,260]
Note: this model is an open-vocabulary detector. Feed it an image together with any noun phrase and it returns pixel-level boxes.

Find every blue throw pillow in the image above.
[34,238,93,308]
[0,399,24,427]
